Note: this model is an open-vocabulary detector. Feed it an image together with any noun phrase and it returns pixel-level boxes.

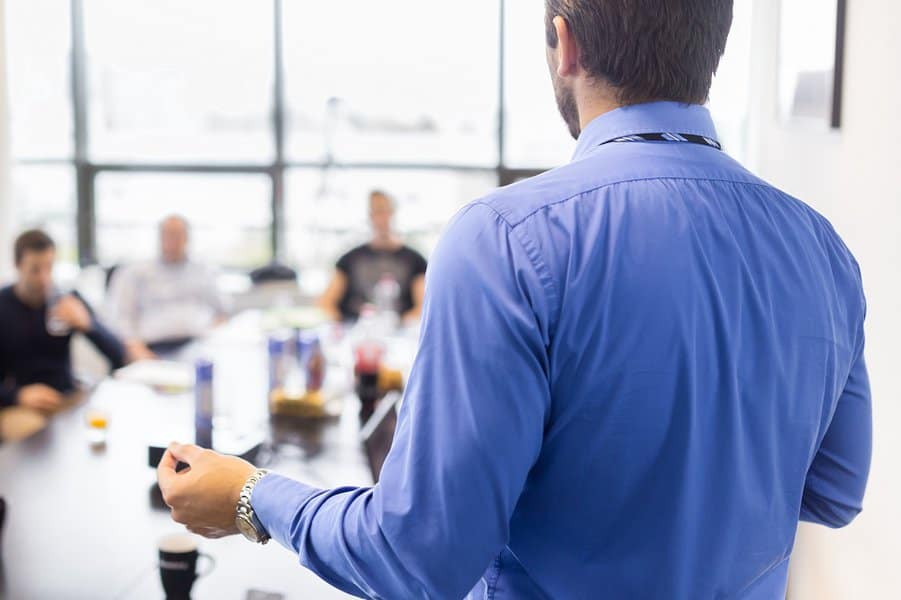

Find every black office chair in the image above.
[249,261,298,285]
[104,264,121,291]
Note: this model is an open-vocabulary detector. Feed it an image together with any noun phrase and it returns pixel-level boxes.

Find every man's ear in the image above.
[552,15,580,79]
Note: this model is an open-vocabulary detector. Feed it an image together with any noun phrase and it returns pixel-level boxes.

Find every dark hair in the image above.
[14,229,55,265]
[545,0,733,105]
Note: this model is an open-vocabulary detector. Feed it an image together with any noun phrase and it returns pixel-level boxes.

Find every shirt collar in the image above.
[572,101,719,162]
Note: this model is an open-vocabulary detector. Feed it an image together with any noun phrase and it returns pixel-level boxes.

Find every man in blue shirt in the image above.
[158,1,871,598]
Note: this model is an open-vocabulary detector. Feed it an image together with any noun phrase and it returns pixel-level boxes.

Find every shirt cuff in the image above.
[251,473,323,551]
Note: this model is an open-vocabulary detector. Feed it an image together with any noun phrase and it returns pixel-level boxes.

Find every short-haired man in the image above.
[159,2,870,598]
[0,230,126,441]
[108,215,227,359]
[318,190,427,322]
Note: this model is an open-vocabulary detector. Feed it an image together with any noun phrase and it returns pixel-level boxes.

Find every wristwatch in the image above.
[235,469,271,544]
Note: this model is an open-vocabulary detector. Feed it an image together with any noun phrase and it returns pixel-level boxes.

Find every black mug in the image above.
[158,533,214,600]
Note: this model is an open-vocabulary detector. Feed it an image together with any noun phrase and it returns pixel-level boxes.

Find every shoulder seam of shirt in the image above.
[471,201,561,334]
[809,213,867,326]
[497,174,779,228]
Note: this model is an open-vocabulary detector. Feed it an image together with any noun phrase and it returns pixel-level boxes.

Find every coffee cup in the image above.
[158,533,214,600]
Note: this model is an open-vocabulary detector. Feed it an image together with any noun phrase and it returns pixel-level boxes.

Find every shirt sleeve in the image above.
[252,202,554,599]
[409,247,427,277]
[0,343,16,407]
[77,294,127,370]
[799,326,872,528]
[335,249,355,276]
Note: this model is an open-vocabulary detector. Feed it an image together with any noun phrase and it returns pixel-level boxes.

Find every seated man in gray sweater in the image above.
[107,215,227,359]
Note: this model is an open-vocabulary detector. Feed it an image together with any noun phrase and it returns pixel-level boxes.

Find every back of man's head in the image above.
[14,229,55,266]
[545,0,734,105]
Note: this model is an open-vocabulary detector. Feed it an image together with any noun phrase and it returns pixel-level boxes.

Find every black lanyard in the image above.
[600,132,723,151]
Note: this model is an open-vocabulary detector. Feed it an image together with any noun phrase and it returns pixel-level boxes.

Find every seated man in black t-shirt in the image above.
[318,190,427,322]
[0,230,126,441]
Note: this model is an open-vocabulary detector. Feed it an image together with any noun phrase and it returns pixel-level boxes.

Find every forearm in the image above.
[401,305,421,322]
[405,275,425,323]
[85,319,127,369]
[253,475,429,599]
[317,299,343,322]
[318,271,348,323]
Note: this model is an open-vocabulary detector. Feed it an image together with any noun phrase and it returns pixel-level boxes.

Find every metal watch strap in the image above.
[236,469,270,543]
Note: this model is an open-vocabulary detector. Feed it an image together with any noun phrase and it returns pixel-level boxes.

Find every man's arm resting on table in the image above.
[57,292,128,369]
[83,315,128,369]
[317,270,348,322]
[401,274,425,323]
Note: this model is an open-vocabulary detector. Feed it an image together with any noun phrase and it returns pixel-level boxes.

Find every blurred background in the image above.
[0,0,754,293]
[0,1,898,598]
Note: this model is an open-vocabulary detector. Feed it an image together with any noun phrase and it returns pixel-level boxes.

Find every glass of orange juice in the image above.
[85,407,109,446]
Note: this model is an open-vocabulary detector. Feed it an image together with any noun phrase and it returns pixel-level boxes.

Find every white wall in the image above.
[0,0,12,280]
[746,1,901,598]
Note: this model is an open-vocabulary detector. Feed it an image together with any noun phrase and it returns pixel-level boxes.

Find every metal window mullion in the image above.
[271,0,286,262]
[70,0,95,265]
[830,0,847,129]
[65,0,548,268]
[497,0,507,182]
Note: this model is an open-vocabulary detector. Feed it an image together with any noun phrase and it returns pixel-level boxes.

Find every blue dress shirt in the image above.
[253,102,871,599]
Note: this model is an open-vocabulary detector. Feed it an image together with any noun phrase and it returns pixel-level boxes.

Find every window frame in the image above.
[10,0,554,266]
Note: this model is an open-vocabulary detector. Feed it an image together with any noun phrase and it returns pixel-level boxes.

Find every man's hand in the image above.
[157,442,256,539]
[125,340,157,363]
[17,384,63,412]
[51,295,92,333]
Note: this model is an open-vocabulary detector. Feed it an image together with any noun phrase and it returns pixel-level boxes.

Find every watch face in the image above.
[236,514,259,542]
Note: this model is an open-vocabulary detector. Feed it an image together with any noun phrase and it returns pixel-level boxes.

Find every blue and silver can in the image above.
[268,335,287,394]
[194,359,214,449]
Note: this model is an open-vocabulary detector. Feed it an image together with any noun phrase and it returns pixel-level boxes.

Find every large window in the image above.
[5,0,72,160]
[9,165,78,266]
[83,0,274,163]
[708,0,753,160]
[5,1,76,269]
[503,1,576,168]
[285,168,497,290]
[5,0,753,281]
[95,173,272,269]
[282,0,499,166]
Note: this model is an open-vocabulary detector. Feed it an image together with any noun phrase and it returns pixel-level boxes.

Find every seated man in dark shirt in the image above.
[0,230,126,438]
[318,190,427,322]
